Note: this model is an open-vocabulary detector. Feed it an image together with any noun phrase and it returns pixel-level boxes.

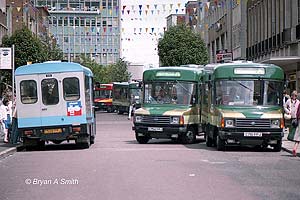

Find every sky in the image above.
[120,0,189,68]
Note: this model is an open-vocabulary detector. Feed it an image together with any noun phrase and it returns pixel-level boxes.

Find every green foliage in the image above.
[107,58,131,82]
[80,56,131,83]
[1,26,63,68]
[158,24,209,66]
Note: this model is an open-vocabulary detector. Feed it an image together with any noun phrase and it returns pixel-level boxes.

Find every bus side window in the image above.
[63,77,80,101]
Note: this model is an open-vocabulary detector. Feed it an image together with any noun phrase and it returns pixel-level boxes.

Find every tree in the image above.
[106,58,131,82]
[158,24,209,66]
[2,27,47,68]
[80,56,131,83]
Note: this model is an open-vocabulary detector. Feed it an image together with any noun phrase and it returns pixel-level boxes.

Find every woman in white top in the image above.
[284,91,300,119]
[0,99,10,143]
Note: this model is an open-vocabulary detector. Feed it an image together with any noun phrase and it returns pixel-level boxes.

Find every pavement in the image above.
[0,131,298,159]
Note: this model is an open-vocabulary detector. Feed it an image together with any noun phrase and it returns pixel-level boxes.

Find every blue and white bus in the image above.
[15,61,96,149]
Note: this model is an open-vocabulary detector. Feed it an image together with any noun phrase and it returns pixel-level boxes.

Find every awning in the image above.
[260,56,300,72]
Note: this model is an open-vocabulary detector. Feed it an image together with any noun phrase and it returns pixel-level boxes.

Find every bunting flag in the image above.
[127,10,130,14]
[122,5,126,10]
[170,4,173,9]
[146,5,150,9]
[139,5,142,10]
[175,9,178,13]
[177,3,181,8]
[154,4,157,9]
[17,7,21,12]
[131,5,134,10]
[151,10,154,15]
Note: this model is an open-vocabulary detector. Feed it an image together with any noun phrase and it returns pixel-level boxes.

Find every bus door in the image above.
[17,74,41,128]
[39,73,65,127]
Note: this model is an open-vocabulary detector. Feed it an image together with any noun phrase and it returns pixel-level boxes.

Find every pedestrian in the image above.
[284,90,299,120]
[10,101,20,144]
[292,96,300,156]
[0,98,11,143]
[128,94,135,120]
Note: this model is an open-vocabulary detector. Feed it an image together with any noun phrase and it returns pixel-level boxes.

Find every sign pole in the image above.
[12,45,15,103]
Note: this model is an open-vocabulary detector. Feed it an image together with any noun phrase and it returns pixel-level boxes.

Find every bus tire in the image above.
[90,136,95,144]
[181,127,196,144]
[52,140,63,144]
[205,133,214,147]
[76,135,90,149]
[216,135,225,151]
[135,133,150,144]
[272,139,282,152]
[117,109,124,115]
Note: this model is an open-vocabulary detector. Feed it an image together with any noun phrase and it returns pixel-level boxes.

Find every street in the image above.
[0,112,300,200]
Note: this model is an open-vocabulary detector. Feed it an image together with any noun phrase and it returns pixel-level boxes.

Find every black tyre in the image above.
[117,109,124,115]
[272,140,282,152]
[76,135,90,149]
[90,136,95,144]
[135,133,150,144]
[205,133,214,147]
[216,135,225,151]
[181,127,196,144]
[52,140,63,144]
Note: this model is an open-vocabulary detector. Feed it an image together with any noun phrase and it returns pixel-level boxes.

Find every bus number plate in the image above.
[244,132,262,137]
[44,128,62,134]
[148,127,163,132]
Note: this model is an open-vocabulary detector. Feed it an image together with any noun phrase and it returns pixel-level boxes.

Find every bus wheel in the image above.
[272,139,282,152]
[90,136,95,144]
[135,132,150,144]
[181,127,196,144]
[76,135,90,149]
[117,109,124,115]
[107,107,112,113]
[52,140,63,144]
[216,135,225,151]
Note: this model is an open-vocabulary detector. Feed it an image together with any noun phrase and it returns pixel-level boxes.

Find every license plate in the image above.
[44,128,62,134]
[148,127,163,132]
[244,132,262,137]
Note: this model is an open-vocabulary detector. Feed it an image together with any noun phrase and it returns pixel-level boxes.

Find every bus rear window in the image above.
[63,77,80,101]
[20,80,38,104]
[42,78,59,105]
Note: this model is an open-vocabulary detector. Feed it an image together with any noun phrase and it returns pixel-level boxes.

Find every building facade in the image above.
[197,0,247,63]
[185,1,198,31]
[34,0,121,65]
[6,0,49,39]
[0,0,7,45]
[166,14,185,29]
[247,0,300,92]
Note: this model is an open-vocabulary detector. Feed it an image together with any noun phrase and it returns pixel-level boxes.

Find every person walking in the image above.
[284,91,299,120]
[293,100,300,156]
[10,101,20,144]
[0,99,11,143]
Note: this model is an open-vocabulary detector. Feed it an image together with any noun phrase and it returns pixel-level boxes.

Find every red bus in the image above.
[94,83,114,112]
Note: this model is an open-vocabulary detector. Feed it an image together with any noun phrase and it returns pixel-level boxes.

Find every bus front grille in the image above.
[236,119,271,128]
[141,116,170,124]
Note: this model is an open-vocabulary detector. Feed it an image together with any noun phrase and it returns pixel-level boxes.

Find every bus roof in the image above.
[15,62,93,76]
[95,83,113,90]
[143,66,204,82]
[208,62,284,80]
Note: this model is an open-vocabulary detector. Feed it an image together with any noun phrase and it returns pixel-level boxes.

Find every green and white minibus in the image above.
[133,66,204,144]
[202,61,285,151]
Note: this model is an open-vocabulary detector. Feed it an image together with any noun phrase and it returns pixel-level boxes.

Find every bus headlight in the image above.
[135,115,142,123]
[271,119,280,128]
[170,116,180,124]
[225,119,235,127]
